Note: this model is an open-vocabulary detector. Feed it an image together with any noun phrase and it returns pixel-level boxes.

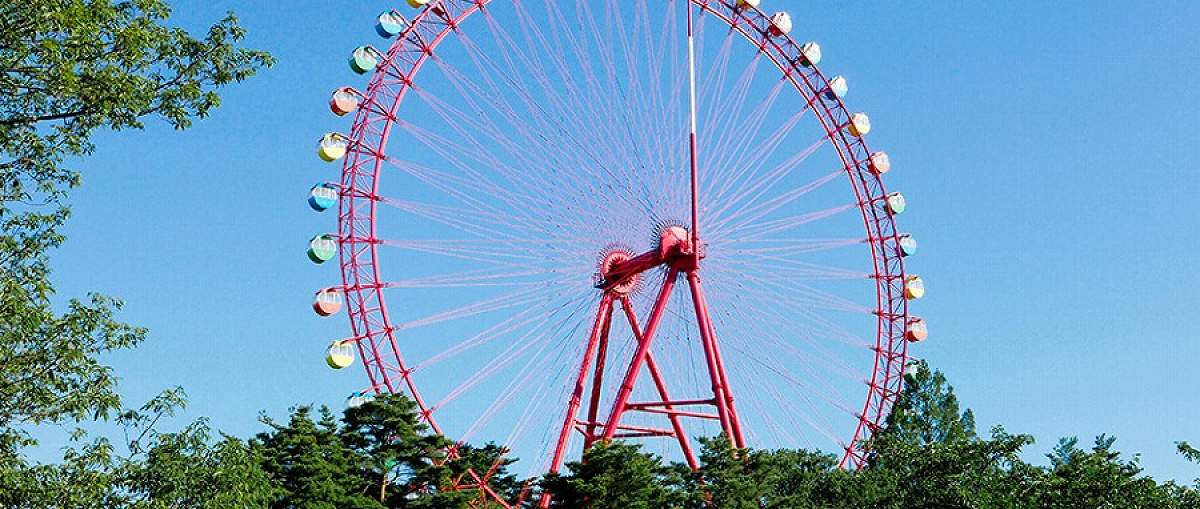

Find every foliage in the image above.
[539,441,685,509]
[0,0,272,506]
[690,436,853,508]
[884,359,976,446]
[0,0,271,456]
[0,203,145,453]
[253,405,381,509]
[251,394,519,509]
[0,0,274,205]
[0,389,273,508]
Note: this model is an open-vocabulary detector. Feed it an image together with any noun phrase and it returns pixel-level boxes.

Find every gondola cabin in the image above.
[318,134,348,162]
[904,276,925,300]
[326,341,355,369]
[769,12,793,36]
[906,318,928,342]
[798,42,822,67]
[904,360,921,376]
[847,112,871,137]
[329,88,361,116]
[346,392,372,408]
[869,151,891,174]
[898,234,918,257]
[308,183,339,211]
[885,192,906,215]
[348,46,379,74]
[375,11,407,37]
[824,76,848,100]
[308,235,337,263]
[313,288,344,316]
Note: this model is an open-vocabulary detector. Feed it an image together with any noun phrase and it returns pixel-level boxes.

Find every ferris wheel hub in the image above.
[598,250,638,294]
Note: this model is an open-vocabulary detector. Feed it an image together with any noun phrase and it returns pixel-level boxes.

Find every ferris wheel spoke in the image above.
[707,135,827,230]
[707,83,808,205]
[704,70,787,196]
[380,198,553,242]
[380,152,539,227]
[699,50,770,190]
[410,281,591,371]
[709,278,872,352]
[398,285,565,331]
[710,300,851,441]
[718,202,859,241]
[395,96,611,232]
[380,238,556,260]
[724,272,873,314]
[538,1,636,177]
[474,9,649,205]
[707,279,869,376]
[433,293,593,416]
[381,152,600,239]
[425,50,619,200]
[717,238,865,259]
[468,298,595,446]
[728,357,841,449]
[385,267,562,289]
[715,257,866,281]
[424,22,658,227]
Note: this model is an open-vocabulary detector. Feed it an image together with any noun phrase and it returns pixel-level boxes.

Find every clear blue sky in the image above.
[40,0,1200,482]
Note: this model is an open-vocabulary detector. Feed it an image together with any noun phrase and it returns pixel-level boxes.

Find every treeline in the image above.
[2,361,1198,507]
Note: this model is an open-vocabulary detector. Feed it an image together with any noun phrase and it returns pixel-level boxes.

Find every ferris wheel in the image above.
[306,0,927,493]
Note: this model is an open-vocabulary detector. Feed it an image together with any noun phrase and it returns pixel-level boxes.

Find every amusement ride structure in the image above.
[306,0,927,504]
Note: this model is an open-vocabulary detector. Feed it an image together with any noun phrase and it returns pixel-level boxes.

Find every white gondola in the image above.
[376,11,408,37]
[904,276,925,300]
[798,42,822,67]
[768,12,792,36]
[869,151,891,174]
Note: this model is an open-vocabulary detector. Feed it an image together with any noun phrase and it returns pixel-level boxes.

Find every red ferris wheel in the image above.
[307,0,927,489]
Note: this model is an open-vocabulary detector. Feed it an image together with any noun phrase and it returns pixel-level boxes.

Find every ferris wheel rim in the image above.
[332,0,910,471]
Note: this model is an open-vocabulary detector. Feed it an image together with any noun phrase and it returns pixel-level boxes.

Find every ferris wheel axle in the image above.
[595,227,704,291]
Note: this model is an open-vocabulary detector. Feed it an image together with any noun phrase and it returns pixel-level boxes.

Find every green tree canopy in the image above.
[539,441,684,509]
[0,0,272,459]
[1,0,273,204]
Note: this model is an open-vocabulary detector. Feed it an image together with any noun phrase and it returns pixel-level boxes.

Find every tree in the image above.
[883,359,977,446]
[0,389,274,508]
[1032,435,1181,508]
[539,441,684,509]
[690,436,852,509]
[0,0,271,462]
[252,394,520,509]
[339,393,458,507]
[253,405,381,509]
[1,0,273,205]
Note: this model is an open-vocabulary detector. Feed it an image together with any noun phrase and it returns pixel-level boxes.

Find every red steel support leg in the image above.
[601,269,679,440]
[620,295,700,470]
[549,293,615,474]
[685,269,746,448]
[583,302,615,450]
